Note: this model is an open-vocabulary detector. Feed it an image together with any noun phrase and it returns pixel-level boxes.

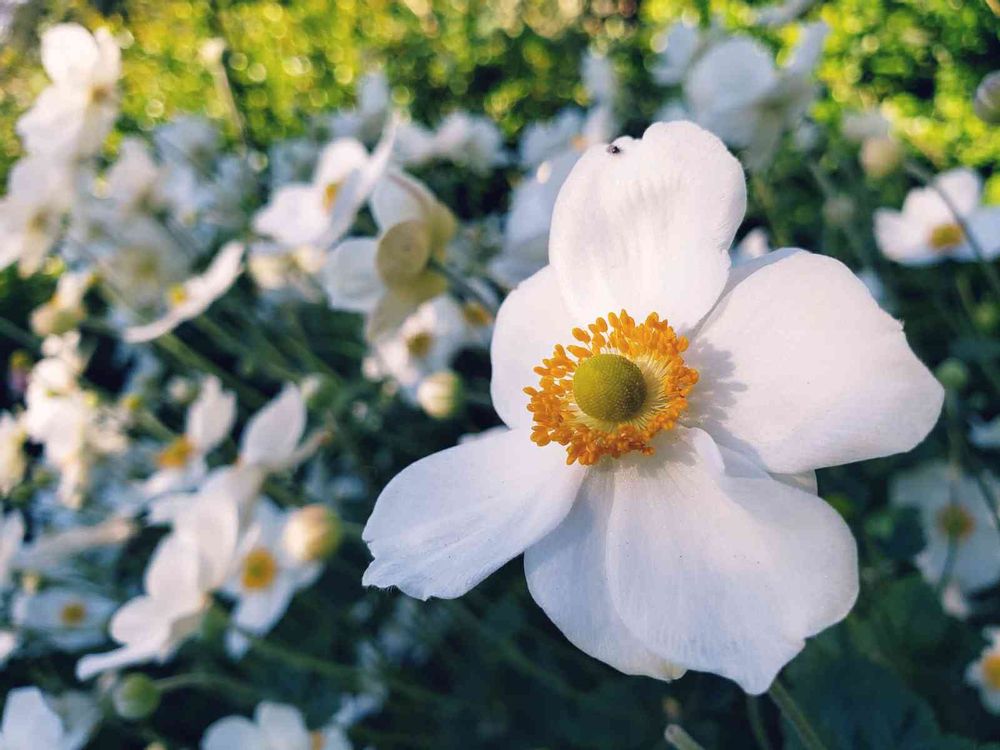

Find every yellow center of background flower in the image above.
[158,436,194,469]
[322,182,341,212]
[525,310,698,466]
[936,504,975,541]
[929,222,964,251]
[242,548,279,590]
[406,332,434,358]
[983,653,1000,690]
[60,602,87,627]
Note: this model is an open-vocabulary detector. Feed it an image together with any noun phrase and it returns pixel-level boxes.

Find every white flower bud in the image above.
[416,370,464,419]
[282,505,342,563]
[860,135,902,179]
[974,71,1000,124]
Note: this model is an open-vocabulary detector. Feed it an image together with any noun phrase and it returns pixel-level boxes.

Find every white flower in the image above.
[143,376,236,496]
[966,628,1000,715]
[328,70,392,143]
[12,587,116,652]
[123,241,244,343]
[361,122,943,693]
[102,138,163,214]
[890,461,1000,594]
[874,168,1000,265]
[76,492,240,679]
[0,513,25,591]
[396,112,506,174]
[30,270,93,336]
[14,517,136,574]
[970,416,1000,450]
[582,49,616,105]
[239,384,319,475]
[16,24,120,159]
[222,499,322,657]
[248,241,326,301]
[0,687,97,750]
[253,126,395,250]
[202,702,352,750]
[154,115,221,164]
[686,23,828,170]
[0,413,27,495]
[732,227,772,264]
[651,20,720,86]
[0,156,74,275]
[517,107,613,170]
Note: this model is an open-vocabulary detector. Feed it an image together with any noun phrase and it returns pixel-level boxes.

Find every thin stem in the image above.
[665,725,707,750]
[768,678,828,750]
[152,672,258,704]
[427,258,497,314]
[747,695,776,750]
[0,315,39,350]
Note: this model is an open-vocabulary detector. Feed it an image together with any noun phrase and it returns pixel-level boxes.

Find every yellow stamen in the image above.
[462,301,493,328]
[157,436,194,469]
[936,504,975,541]
[982,653,1000,690]
[59,602,87,627]
[406,331,434,359]
[929,222,964,252]
[525,310,698,466]
[241,548,278,590]
[167,284,189,307]
[322,182,341,213]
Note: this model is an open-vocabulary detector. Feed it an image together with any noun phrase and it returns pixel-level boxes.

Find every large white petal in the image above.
[252,185,328,248]
[1,688,64,747]
[256,702,311,749]
[524,466,685,680]
[688,250,943,474]
[241,385,306,468]
[187,376,237,452]
[548,121,745,333]
[363,428,584,599]
[934,168,982,218]
[606,428,858,694]
[322,238,382,313]
[489,265,579,428]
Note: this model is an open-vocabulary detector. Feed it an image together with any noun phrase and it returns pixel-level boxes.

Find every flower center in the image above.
[310,731,325,750]
[322,182,342,213]
[241,547,278,590]
[983,653,1000,690]
[525,310,698,465]
[936,504,975,541]
[158,436,194,469]
[406,331,434,359]
[462,301,493,328]
[929,222,964,252]
[60,602,87,627]
[167,283,189,307]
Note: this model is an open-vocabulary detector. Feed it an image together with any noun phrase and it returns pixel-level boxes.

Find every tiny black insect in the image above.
[606,143,622,155]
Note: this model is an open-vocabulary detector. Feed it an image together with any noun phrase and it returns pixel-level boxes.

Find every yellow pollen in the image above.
[157,436,194,469]
[167,284,189,307]
[929,222,964,251]
[524,310,698,466]
[322,182,342,212]
[241,548,278,590]
[462,301,493,328]
[936,504,975,541]
[406,331,434,359]
[59,602,87,627]
[983,653,1000,691]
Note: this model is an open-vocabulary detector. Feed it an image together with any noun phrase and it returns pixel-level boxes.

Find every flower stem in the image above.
[768,678,828,750]
[665,725,707,750]
[746,695,776,750]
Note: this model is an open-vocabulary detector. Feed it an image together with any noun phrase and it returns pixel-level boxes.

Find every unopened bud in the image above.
[935,358,968,392]
[822,195,856,227]
[112,674,160,720]
[860,135,902,179]
[417,370,464,419]
[974,71,1000,125]
[282,504,342,563]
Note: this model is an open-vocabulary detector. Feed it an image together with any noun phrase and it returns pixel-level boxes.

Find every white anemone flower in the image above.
[651,20,721,86]
[0,155,74,276]
[75,493,239,680]
[253,125,395,250]
[686,23,828,170]
[143,376,237,496]
[30,270,93,336]
[16,24,120,160]
[222,499,322,658]
[396,112,505,174]
[239,384,321,476]
[361,122,943,694]
[874,168,1000,266]
[12,587,116,652]
[123,241,244,343]
[967,628,1000,715]
[202,702,352,750]
[0,413,27,495]
[890,461,1000,594]
[0,687,98,750]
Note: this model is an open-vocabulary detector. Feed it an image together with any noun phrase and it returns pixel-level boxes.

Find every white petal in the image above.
[548,121,745,333]
[489,266,578,429]
[874,208,937,266]
[1,688,64,747]
[313,139,369,190]
[322,238,382,313]
[371,170,436,231]
[142,533,204,606]
[959,205,1000,261]
[41,24,100,86]
[241,385,306,467]
[688,250,943,474]
[363,428,584,599]
[934,168,982,218]
[187,376,236,452]
[524,466,685,680]
[606,428,858,694]
[75,638,163,681]
[252,184,328,247]
[256,702,311,748]
[201,717,267,750]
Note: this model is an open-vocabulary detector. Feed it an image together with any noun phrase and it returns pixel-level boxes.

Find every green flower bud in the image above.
[935,358,969,392]
[112,674,160,721]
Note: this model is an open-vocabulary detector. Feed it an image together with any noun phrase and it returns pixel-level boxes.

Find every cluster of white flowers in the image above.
[0,9,997,744]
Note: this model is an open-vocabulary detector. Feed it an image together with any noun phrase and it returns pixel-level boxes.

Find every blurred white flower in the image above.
[966,628,1000,715]
[248,241,327,301]
[123,241,244,343]
[517,106,614,170]
[30,270,93,337]
[732,227,772,264]
[16,24,120,159]
[416,369,464,419]
[13,587,116,652]
[153,115,221,165]
[970,416,1000,450]
[14,517,136,574]
[686,23,828,170]
[582,49,616,105]
[201,702,352,750]
[0,513,25,591]
[362,122,943,693]
[841,108,891,143]
[328,70,392,143]
[222,499,322,658]
[240,384,321,476]
[651,20,720,86]
[0,413,27,495]
[874,168,1000,265]
[396,112,506,174]
[0,687,97,750]
[891,461,1000,594]
[0,155,74,275]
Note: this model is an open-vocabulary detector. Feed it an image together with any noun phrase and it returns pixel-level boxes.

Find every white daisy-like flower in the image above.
[123,241,244,343]
[201,702,352,750]
[686,23,828,170]
[0,413,27,496]
[0,155,74,276]
[0,687,98,750]
[222,499,322,658]
[874,168,1000,266]
[75,492,240,680]
[15,23,120,160]
[29,270,93,337]
[253,125,395,250]
[12,587,116,652]
[361,122,943,693]
[890,461,1000,594]
[143,375,237,496]
[966,628,1000,715]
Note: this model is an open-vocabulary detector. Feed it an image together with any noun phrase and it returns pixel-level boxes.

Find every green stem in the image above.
[153,672,258,704]
[747,695,776,750]
[665,725,707,750]
[769,678,828,750]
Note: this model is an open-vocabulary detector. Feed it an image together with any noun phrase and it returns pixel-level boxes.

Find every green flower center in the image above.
[572,353,647,423]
